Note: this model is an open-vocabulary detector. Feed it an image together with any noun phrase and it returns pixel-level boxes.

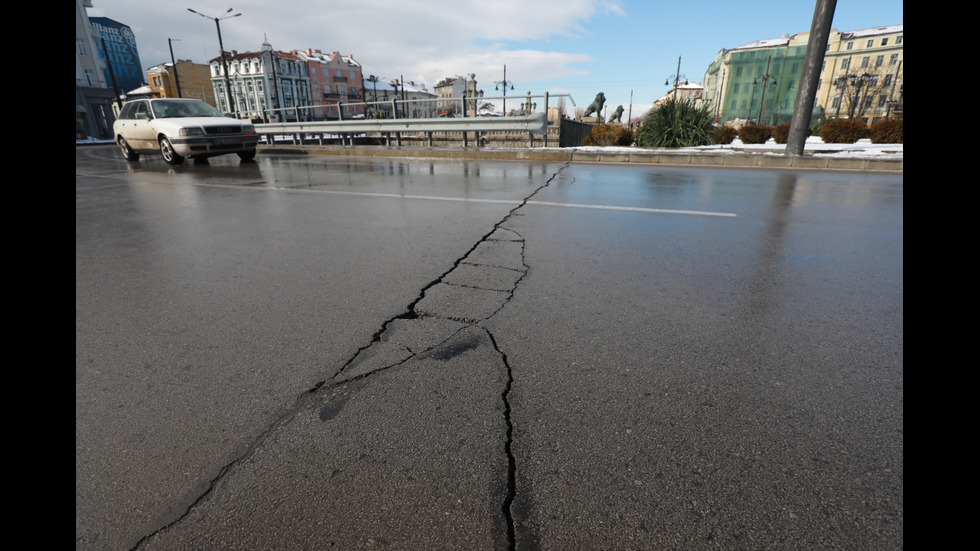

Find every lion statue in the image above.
[608,105,624,123]
[583,92,606,118]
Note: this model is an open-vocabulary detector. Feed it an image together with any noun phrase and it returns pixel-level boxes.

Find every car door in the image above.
[115,101,157,151]
[128,101,159,150]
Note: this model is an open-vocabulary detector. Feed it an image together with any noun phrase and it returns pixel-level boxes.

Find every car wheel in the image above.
[118,137,139,162]
[159,137,185,166]
[237,150,256,162]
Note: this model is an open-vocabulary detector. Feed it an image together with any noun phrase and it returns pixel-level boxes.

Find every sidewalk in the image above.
[257,140,903,172]
[78,136,903,172]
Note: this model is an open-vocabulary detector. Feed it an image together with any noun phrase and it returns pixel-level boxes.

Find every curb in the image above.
[257,144,903,173]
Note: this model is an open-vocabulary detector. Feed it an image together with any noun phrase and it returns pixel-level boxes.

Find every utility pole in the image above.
[168,38,183,98]
[786,0,836,156]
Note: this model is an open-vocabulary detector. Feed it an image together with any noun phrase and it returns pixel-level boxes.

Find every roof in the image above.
[364,78,435,96]
[732,37,791,50]
[292,49,362,68]
[732,24,903,51]
[841,24,903,39]
[208,50,303,64]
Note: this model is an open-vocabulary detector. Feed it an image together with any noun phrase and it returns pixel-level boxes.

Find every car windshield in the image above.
[151,101,224,119]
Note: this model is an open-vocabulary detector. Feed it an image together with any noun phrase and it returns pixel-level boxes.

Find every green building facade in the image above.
[722,44,808,125]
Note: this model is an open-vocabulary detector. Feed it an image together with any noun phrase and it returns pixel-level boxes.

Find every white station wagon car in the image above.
[113,98,260,166]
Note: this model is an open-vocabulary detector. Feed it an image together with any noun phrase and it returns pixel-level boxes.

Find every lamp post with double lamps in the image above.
[494,65,515,115]
[188,7,241,118]
[753,55,777,124]
[664,56,685,102]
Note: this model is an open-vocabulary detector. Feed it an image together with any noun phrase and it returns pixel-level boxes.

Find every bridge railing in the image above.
[254,112,550,148]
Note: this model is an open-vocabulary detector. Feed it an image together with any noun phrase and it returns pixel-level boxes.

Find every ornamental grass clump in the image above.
[635,99,715,148]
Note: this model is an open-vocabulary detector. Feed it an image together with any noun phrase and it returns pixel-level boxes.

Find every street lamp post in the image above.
[754,55,777,124]
[494,65,514,115]
[188,7,241,118]
[664,56,684,102]
[367,75,379,119]
[834,71,870,119]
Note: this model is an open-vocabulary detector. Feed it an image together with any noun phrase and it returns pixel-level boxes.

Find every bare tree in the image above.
[834,62,902,121]
[554,97,567,118]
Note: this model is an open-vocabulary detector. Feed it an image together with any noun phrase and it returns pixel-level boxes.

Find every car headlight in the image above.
[242,125,255,135]
[179,127,205,136]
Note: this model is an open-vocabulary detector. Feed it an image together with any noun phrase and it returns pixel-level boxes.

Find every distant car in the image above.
[112,98,260,166]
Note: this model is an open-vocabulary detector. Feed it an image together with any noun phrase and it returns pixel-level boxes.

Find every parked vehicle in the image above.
[112,98,259,166]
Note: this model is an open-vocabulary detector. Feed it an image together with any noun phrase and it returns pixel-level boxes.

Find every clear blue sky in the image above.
[88,0,902,117]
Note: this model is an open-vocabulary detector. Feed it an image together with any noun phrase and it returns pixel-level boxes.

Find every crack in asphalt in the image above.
[133,162,570,551]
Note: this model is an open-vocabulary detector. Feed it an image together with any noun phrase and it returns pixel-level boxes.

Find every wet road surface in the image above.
[76,146,902,550]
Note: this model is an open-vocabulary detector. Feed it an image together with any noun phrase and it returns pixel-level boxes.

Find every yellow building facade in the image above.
[145,60,218,107]
[818,25,903,123]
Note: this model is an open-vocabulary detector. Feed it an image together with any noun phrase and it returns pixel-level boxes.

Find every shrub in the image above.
[584,123,634,146]
[738,124,772,144]
[635,99,715,148]
[713,125,737,144]
[772,123,791,144]
[869,119,903,143]
[819,119,870,143]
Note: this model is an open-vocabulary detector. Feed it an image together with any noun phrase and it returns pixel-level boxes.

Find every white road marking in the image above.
[262,187,738,218]
[526,200,737,217]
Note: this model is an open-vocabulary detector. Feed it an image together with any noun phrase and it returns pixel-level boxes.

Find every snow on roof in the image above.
[732,37,791,50]
[733,24,903,51]
[841,24,903,38]
[363,78,434,96]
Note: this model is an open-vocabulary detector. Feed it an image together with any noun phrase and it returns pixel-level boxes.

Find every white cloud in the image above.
[89,0,622,91]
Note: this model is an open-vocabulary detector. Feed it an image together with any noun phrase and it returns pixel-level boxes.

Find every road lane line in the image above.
[266,187,737,218]
[526,200,737,217]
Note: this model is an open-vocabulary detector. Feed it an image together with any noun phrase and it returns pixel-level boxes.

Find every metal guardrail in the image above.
[254,112,549,147]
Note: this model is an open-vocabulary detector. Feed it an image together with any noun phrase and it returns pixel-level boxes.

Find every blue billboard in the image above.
[89,17,144,95]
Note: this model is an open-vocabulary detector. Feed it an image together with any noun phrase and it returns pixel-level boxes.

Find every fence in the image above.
[251,93,596,148]
[255,113,557,147]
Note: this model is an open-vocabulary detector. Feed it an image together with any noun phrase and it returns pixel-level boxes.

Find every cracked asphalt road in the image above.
[77,146,902,550]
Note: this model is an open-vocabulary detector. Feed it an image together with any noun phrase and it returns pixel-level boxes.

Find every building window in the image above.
[881,38,889,46]
[861,57,870,68]
[889,54,899,66]
[866,40,874,48]
[846,42,854,50]
[875,55,884,67]
[77,39,89,57]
